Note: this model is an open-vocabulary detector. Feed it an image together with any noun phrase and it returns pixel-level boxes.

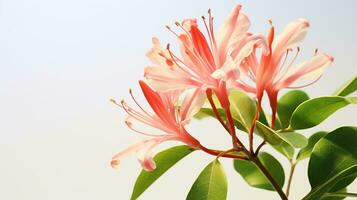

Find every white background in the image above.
[0,0,356,199]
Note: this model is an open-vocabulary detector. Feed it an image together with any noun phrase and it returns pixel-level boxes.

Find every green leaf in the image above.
[255,121,308,148]
[130,145,195,200]
[277,90,309,129]
[187,160,227,200]
[194,91,256,133]
[272,142,295,160]
[322,188,349,200]
[334,76,357,96]
[308,127,357,189]
[296,131,328,161]
[290,96,357,130]
[302,165,357,200]
[194,107,247,133]
[258,110,269,127]
[303,127,357,200]
[229,90,257,132]
[233,152,285,191]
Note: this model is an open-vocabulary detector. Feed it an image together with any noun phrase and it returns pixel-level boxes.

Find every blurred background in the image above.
[0,0,356,199]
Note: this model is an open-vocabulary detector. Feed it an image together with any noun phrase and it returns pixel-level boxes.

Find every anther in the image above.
[268,19,273,26]
[175,21,181,26]
[297,46,301,52]
[314,48,319,55]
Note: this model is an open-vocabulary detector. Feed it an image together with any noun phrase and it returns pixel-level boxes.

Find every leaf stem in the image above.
[255,141,266,155]
[285,161,296,197]
[249,101,261,153]
[198,144,248,160]
[250,154,288,200]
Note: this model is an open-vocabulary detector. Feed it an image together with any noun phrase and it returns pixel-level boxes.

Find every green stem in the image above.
[285,161,296,197]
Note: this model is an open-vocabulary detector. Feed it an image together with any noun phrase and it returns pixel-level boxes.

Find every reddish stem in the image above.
[198,144,248,160]
[206,89,230,133]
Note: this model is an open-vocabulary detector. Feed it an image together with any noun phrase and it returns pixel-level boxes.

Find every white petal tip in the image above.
[211,69,226,79]
[111,160,120,169]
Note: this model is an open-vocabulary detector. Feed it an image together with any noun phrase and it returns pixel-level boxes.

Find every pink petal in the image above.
[144,66,200,91]
[272,18,309,65]
[275,53,333,89]
[111,140,149,169]
[146,37,174,67]
[190,25,215,69]
[139,80,175,124]
[216,5,250,64]
[212,34,267,79]
[180,88,206,123]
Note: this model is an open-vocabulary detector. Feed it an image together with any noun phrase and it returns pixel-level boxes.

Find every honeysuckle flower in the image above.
[144,5,268,111]
[110,80,201,171]
[238,18,333,126]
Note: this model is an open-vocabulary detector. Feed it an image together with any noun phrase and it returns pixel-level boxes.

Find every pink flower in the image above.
[111,80,202,171]
[239,19,333,126]
[144,5,268,110]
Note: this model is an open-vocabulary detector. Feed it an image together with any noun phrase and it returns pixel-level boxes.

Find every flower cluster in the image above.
[111,4,333,172]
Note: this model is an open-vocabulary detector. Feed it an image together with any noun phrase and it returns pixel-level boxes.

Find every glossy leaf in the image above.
[277,90,309,129]
[302,165,357,200]
[304,127,357,200]
[334,76,357,96]
[131,145,195,200]
[290,96,357,130]
[233,152,285,191]
[258,110,269,127]
[255,121,307,148]
[296,131,328,161]
[272,142,295,160]
[187,160,227,200]
[194,107,247,132]
[229,90,257,132]
[321,188,348,200]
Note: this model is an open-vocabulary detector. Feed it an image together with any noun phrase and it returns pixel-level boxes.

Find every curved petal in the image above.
[272,18,309,64]
[146,37,174,67]
[144,66,200,91]
[111,137,174,172]
[136,139,161,171]
[139,80,175,124]
[275,53,333,89]
[216,4,250,64]
[212,34,267,79]
[180,88,206,123]
[111,140,149,169]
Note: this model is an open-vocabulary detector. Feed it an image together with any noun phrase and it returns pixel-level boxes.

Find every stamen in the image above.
[208,8,217,53]
[175,21,192,37]
[129,88,151,116]
[166,44,199,78]
[275,47,301,84]
[120,100,157,127]
[110,98,123,108]
[202,15,214,51]
[125,120,165,137]
[287,75,323,89]
[268,19,273,26]
[314,48,319,55]
[165,25,179,37]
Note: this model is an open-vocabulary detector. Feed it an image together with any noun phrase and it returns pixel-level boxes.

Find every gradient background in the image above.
[0,0,356,199]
